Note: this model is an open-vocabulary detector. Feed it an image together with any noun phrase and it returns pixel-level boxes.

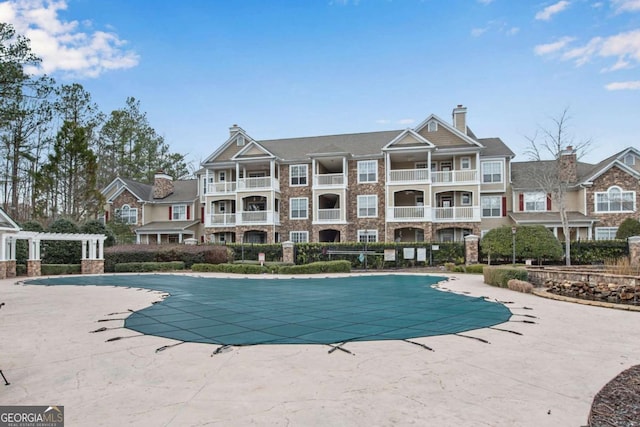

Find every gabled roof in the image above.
[383,129,435,151]
[581,147,640,183]
[102,177,151,202]
[0,207,20,232]
[203,127,254,164]
[102,177,197,204]
[478,138,515,158]
[414,114,484,148]
[231,140,276,161]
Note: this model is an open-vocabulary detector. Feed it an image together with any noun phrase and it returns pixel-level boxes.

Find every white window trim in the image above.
[595,227,618,240]
[289,197,309,220]
[289,231,309,243]
[115,204,137,224]
[357,229,378,242]
[237,135,245,146]
[481,196,501,218]
[289,164,308,187]
[172,204,187,220]
[427,121,438,132]
[460,157,471,170]
[624,154,635,166]
[481,160,503,184]
[357,160,378,183]
[524,191,547,212]
[594,186,636,213]
[357,195,378,218]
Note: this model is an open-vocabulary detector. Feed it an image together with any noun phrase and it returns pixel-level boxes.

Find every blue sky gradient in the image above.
[1,0,639,167]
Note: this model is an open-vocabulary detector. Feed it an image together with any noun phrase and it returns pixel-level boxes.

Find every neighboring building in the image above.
[101,173,202,243]
[100,106,640,245]
[510,147,640,241]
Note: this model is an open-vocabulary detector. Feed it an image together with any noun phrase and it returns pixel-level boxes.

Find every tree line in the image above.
[1,23,190,225]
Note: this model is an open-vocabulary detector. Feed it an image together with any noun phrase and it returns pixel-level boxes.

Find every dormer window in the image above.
[427,121,438,132]
[237,135,245,146]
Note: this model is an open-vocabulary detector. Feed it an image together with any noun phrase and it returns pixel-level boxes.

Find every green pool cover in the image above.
[26,274,512,346]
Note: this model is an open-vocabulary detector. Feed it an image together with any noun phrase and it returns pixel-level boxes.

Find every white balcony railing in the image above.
[237,177,280,192]
[313,173,345,187]
[433,206,480,222]
[387,206,428,221]
[237,210,279,225]
[388,168,429,183]
[208,213,236,226]
[206,182,237,195]
[316,208,342,222]
[431,170,478,185]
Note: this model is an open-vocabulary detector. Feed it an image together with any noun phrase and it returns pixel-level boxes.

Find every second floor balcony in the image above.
[313,173,345,188]
[388,168,429,184]
[206,181,237,195]
[386,205,480,222]
[431,170,478,185]
[237,176,280,192]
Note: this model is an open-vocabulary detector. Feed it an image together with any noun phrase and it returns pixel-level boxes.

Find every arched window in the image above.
[115,204,138,224]
[595,186,635,213]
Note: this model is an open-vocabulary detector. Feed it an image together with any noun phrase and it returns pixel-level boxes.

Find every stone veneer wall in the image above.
[81,260,105,275]
[27,260,41,277]
[346,158,386,242]
[153,175,174,199]
[279,164,313,242]
[111,190,143,226]
[586,166,640,228]
[0,261,6,280]
[5,260,16,278]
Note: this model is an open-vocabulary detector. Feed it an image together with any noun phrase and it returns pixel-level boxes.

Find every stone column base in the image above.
[6,260,16,278]
[282,241,295,264]
[81,259,104,275]
[0,261,6,280]
[27,260,41,277]
[464,235,480,265]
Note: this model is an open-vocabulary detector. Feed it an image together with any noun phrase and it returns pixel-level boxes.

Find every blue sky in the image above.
[1,0,639,168]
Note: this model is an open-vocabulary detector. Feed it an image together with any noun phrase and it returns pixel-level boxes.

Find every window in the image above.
[624,154,635,166]
[358,160,377,183]
[595,186,635,212]
[595,227,618,240]
[290,164,308,186]
[415,162,428,169]
[481,161,502,183]
[460,157,471,170]
[290,197,308,219]
[237,135,245,146]
[357,195,378,217]
[427,121,437,132]
[115,204,137,224]
[172,204,186,220]
[524,192,547,212]
[218,171,226,181]
[290,231,309,243]
[357,229,378,242]
[481,196,501,217]
[461,192,471,206]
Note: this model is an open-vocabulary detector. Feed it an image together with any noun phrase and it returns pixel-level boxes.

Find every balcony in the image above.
[388,168,429,184]
[237,177,280,192]
[313,173,345,188]
[206,181,237,195]
[431,170,478,185]
[386,206,430,222]
[315,208,344,223]
[207,213,236,227]
[433,206,480,222]
[237,210,279,225]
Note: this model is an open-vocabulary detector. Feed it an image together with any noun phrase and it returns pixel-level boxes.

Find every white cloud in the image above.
[0,0,139,78]
[605,80,640,90]
[477,0,494,4]
[611,0,640,12]
[471,27,488,37]
[376,119,391,124]
[507,27,520,36]
[397,119,415,125]
[534,36,576,55]
[558,29,640,69]
[535,1,571,21]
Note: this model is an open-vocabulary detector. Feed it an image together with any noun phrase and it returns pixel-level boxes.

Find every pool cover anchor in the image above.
[211,345,233,356]
[156,342,186,353]
[0,370,9,386]
[327,341,354,355]
[489,327,523,336]
[403,339,435,352]
[455,334,490,344]
[106,334,144,342]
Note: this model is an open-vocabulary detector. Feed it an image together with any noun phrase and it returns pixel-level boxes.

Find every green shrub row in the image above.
[41,264,81,275]
[192,260,352,275]
[114,261,186,272]
[483,266,528,288]
[225,243,283,262]
[568,240,629,264]
[104,244,228,272]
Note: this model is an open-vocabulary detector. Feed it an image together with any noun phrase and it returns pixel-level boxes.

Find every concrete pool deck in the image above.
[1,272,638,426]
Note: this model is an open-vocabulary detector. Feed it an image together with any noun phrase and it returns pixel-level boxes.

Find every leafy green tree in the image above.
[481,225,562,265]
[35,121,103,221]
[81,219,115,247]
[42,218,81,264]
[615,218,640,240]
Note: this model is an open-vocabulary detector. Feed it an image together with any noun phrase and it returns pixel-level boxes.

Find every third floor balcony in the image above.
[237,176,280,192]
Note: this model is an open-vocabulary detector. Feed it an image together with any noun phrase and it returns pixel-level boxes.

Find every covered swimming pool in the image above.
[26,274,512,346]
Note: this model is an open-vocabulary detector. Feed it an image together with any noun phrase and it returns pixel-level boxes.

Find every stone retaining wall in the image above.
[527,266,640,306]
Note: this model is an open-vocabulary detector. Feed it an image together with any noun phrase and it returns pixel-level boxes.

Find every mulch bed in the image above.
[588,365,640,426]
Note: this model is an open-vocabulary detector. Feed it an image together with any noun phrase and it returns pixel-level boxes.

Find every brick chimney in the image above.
[559,146,577,183]
[153,171,174,199]
[452,105,467,134]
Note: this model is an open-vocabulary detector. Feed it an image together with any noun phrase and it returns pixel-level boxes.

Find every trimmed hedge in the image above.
[192,260,352,275]
[114,261,186,272]
[41,264,81,275]
[464,264,485,274]
[483,266,528,288]
[104,244,228,272]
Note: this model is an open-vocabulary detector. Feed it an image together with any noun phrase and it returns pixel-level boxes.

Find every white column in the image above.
[179,233,183,243]
[81,240,87,260]
[588,225,593,240]
[157,233,161,243]
[270,160,275,182]
[9,238,16,260]
[385,152,390,183]
[312,159,316,186]
[28,238,35,260]
[136,233,141,244]
[553,227,558,238]
[343,157,348,186]
[98,239,104,259]
[205,169,209,194]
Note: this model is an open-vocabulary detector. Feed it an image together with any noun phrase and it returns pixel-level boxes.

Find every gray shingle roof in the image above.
[119,178,197,203]
[478,138,515,158]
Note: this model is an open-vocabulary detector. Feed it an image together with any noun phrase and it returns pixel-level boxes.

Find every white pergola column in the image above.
[98,239,104,259]
[0,235,6,261]
[81,240,88,260]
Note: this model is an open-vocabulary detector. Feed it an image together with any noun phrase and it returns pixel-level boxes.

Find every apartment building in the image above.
[100,106,639,245]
